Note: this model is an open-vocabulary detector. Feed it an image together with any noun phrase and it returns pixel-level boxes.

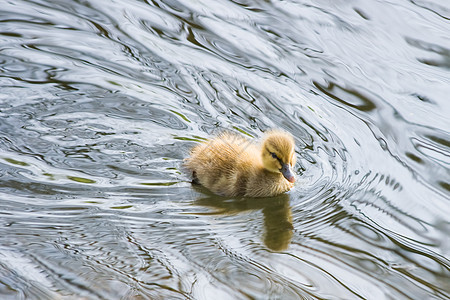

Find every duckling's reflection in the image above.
[193,187,293,251]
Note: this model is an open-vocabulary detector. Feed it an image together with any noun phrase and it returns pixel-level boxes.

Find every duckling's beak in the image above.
[281,163,295,183]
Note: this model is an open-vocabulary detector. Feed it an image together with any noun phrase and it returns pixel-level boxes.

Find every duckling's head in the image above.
[261,130,296,183]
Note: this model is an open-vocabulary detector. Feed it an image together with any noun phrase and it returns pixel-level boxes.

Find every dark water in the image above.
[0,0,449,299]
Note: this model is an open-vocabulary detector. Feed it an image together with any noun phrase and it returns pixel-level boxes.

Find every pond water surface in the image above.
[0,0,449,299]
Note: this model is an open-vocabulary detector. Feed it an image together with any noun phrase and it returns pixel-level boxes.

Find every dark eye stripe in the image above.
[267,149,284,165]
[271,153,284,165]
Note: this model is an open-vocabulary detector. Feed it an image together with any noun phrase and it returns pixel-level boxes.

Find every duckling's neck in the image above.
[261,168,284,181]
[243,167,291,197]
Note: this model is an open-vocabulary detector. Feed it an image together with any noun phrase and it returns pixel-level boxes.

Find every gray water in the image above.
[0,0,449,299]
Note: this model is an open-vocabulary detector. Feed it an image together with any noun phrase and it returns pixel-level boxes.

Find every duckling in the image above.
[184,130,296,197]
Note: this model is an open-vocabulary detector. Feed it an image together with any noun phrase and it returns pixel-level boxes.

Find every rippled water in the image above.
[0,0,449,299]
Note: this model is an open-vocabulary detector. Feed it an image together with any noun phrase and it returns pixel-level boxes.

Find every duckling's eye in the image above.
[271,152,278,159]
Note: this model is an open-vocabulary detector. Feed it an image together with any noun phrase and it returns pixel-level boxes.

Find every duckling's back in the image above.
[185,133,259,197]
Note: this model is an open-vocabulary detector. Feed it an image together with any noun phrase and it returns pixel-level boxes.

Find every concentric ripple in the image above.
[0,0,449,299]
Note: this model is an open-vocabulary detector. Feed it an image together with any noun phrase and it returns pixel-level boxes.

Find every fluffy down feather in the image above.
[185,130,296,197]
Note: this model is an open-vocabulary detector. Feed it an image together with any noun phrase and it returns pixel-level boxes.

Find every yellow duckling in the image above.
[185,130,296,197]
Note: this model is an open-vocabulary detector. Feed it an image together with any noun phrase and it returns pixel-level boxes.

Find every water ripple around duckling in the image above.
[0,0,449,299]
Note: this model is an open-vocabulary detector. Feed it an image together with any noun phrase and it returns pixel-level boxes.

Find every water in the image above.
[0,0,449,299]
